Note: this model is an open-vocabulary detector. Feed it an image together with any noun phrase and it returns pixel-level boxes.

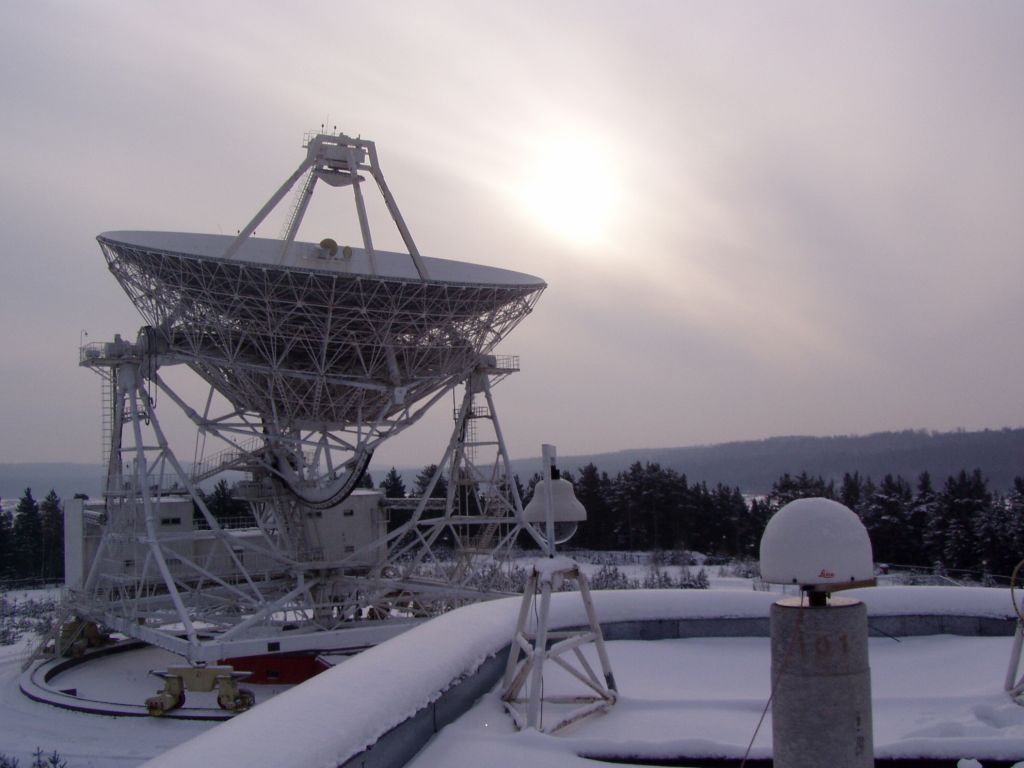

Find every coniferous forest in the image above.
[4,464,1024,586]
[0,489,65,586]
[556,464,1024,579]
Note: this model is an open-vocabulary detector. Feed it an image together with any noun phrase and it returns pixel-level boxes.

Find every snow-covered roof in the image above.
[140,586,1017,768]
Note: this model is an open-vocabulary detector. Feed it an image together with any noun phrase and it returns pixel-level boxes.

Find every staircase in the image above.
[191,438,264,484]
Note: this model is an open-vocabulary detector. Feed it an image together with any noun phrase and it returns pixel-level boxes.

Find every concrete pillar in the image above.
[770,597,873,768]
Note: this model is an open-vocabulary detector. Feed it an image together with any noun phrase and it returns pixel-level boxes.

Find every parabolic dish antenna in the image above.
[68,132,548,664]
[100,229,543,427]
[99,229,544,505]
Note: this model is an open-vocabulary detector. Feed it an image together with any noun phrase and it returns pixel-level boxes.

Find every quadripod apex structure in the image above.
[69,131,548,663]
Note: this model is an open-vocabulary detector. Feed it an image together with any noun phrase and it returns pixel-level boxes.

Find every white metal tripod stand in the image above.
[1004,563,1024,703]
[501,444,617,733]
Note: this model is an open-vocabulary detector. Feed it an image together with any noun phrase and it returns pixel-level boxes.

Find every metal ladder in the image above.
[278,168,316,241]
[100,371,113,468]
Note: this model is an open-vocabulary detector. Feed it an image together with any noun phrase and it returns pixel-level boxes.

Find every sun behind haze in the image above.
[0,1,1021,468]
[513,131,621,249]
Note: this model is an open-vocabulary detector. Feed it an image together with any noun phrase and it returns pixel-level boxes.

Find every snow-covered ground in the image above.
[0,587,224,765]
[0,642,218,766]
[4,579,1024,767]
[140,584,1024,768]
[409,635,1024,767]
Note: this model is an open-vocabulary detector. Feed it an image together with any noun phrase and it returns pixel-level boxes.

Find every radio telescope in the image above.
[71,132,547,663]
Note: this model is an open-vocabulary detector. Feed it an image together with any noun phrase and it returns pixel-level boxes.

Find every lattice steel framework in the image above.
[99,236,541,429]
[71,132,547,662]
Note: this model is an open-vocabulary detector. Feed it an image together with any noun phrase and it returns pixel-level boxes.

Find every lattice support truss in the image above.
[75,341,546,662]
[377,356,548,610]
[76,345,300,660]
[502,559,618,733]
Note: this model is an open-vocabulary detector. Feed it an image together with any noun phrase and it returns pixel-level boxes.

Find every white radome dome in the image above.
[759,497,875,590]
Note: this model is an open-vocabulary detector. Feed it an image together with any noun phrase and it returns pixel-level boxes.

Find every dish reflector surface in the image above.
[100,231,545,427]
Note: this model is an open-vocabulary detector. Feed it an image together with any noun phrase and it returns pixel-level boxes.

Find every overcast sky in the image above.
[0,1,1021,471]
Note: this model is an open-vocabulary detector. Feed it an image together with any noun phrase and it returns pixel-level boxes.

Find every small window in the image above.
[343,510,355,517]
[344,545,355,553]
[160,517,181,526]
[123,559,135,570]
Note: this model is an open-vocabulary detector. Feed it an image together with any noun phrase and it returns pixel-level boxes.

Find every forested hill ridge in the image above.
[2,428,1023,500]
[508,428,1024,494]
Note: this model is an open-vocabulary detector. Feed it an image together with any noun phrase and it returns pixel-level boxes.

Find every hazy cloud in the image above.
[0,0,1021,468]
